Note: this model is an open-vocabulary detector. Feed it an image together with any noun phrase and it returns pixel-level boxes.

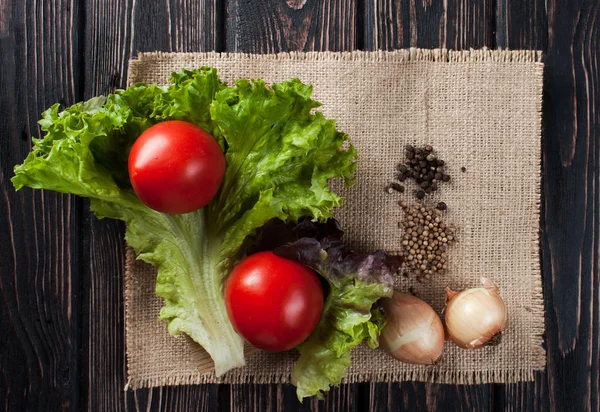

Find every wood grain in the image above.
[226,0,357,52]
[366,382,493,412]
[365,0,494,50]
[495,0,546,50]
[505,0,597,410]
[0,0,83,410]
[81,0,223,410]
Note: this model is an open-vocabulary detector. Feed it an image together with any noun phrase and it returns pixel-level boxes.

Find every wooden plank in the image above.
[363,0,496,410]
[226,0,357,52]
[0,0,83,410]
[122,385,221,411]
[495,0,546,50]
[224,0,362,410]
[81,1,224,410]
[495,0,599,410]
[365,0,494,50]
[367,382,493,411]
[230,383,278,411]
[369,382,492,411]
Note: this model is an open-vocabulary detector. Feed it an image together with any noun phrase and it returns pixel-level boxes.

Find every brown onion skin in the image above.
[444,278,508,349]
[379,292,445,365]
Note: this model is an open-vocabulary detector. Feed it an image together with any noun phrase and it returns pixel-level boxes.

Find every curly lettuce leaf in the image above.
[275,232,400,400]
[12,68,356,376]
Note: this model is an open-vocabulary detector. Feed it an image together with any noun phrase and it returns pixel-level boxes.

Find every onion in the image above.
[379,292,445,365]
[444,277,508,349]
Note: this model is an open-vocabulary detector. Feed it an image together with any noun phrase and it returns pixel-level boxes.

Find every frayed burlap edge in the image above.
[126,361,542,389]
[128,49,544,87]
[124,49,546,390]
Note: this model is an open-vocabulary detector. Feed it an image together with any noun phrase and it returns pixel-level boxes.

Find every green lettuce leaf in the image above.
[274,227,400,400]
[12,68,356,376]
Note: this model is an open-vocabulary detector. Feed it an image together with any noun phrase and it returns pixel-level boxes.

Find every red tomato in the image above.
[225,251,324,352]
[128,120,225,214]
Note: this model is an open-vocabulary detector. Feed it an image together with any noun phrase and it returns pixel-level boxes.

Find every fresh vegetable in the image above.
[274,221,402,400]
[379,292,445,365]
[12,68,356,376]
[128,120,226,214]
[444,278,508,349]
[225,251,324,351]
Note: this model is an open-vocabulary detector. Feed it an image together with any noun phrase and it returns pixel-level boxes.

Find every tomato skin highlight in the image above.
[225,251,324,352]
[128,120,225,214]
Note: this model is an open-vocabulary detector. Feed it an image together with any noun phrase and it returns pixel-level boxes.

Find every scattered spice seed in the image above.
[436,202,447,211]
[385,183,405,193]
[461,167,467,173]
[391,182,405,192]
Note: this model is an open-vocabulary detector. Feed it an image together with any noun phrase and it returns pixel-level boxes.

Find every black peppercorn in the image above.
[436,202,447,210]
[386,182,405,193]
[442,174,451,182]
[461,167,467,172]
[415,190,426,199]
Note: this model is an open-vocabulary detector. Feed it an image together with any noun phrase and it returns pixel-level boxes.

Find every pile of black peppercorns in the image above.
[398,144,451,199]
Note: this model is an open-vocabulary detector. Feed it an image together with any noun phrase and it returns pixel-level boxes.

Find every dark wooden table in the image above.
[1,0,598,411]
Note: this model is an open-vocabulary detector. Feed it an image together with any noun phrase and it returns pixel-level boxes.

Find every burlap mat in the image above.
[125,49,545,389]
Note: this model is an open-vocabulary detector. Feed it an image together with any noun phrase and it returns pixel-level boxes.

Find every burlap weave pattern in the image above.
[125,49,545,389]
